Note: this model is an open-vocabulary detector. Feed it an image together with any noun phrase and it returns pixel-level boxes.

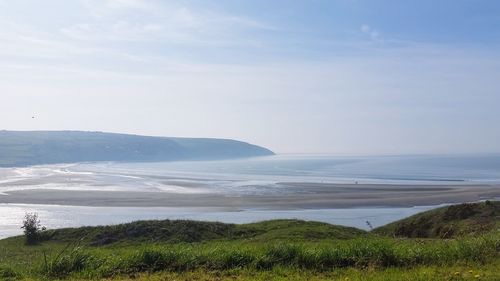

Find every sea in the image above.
[1,154,499,238]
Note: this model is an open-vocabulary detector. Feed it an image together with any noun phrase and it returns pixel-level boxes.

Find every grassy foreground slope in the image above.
[373,201,500,238]
[0,202,498,280]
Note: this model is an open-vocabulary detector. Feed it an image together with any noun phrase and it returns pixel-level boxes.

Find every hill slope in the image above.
[373,201,500,238]
[33,219,367,246]
[0,130,274,166]
[0,206,498,280]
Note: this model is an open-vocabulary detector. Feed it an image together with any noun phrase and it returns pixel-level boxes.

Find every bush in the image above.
[21,212,45,245]
[443,203,478,221]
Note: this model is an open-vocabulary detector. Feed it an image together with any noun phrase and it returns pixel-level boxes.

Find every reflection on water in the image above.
[1,154,499,239]
[1,154,500,196]
[0,203,441,239]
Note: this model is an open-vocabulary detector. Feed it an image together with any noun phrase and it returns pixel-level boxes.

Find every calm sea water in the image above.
[0,203,443,238]
[2,154,500,195]
[1,154,499,238]
[95,154,500,183]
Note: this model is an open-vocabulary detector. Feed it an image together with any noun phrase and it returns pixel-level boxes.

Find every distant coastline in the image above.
[0,130,274,167]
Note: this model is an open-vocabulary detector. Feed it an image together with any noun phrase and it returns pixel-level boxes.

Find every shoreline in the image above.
[1,183,499,209]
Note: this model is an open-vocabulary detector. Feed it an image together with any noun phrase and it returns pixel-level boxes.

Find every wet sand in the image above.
[1,183,499,209]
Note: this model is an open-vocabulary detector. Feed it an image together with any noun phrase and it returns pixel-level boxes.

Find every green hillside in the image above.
[373,201,500,238]
[21,219,367,246]
[0,203,498,280]
[0,130,274,167]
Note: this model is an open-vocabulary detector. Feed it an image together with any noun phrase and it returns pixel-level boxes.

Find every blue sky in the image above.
[0,0,499,154]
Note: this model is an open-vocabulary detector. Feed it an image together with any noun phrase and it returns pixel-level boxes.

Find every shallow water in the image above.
[0,203,442,238]
[1,154,499,239]
[1,154,500,196]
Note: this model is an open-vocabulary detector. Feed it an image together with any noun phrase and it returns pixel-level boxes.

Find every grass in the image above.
[0,202,499,280]
[39,219,366,246]
[100,262,500,281]
[1,233,498,279]
[373,201,500,238]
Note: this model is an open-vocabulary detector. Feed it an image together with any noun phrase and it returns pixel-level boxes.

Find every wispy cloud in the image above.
[1,1,499,153]
[80,0,158,17]
[0,0,276,76]
[70,0,274,44]
[360,24,380,40]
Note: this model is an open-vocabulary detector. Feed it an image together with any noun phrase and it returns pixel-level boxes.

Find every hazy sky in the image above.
[1,0,499,154]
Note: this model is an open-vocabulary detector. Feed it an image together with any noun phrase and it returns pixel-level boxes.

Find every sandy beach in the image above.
[1,183,498,209]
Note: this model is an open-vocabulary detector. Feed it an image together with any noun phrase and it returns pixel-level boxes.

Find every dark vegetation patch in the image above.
[373,201,500,238]
[41,219,366,246]
[0,265,17,280]
[46,220,250,246]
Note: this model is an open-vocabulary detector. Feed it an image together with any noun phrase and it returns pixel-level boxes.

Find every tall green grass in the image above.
[0,265,17,280]
[28,235,498,279]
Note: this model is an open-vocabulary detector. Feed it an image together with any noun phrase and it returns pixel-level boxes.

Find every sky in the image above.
[0,0,499,154]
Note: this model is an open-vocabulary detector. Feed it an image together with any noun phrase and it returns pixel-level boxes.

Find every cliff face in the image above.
[0,131,274,166]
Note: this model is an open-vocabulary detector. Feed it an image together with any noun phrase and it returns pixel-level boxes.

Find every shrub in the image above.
[443,203,477,221]
[21,212,45,245]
